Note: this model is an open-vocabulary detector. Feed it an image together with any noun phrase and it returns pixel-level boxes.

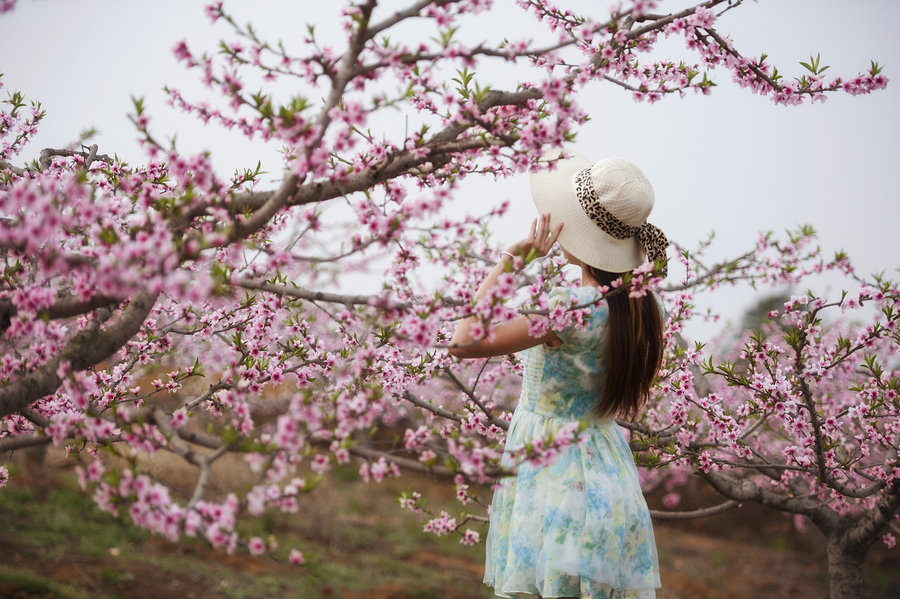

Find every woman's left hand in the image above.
[449,212,564,358]
[504,212,563,263]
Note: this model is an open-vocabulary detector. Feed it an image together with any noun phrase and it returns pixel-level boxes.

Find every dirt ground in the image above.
[2,450,899,599]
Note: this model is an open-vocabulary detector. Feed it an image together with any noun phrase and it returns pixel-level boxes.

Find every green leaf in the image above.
[98,226,119,245]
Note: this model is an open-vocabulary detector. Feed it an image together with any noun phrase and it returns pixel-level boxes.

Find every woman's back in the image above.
[518,286,609,422]
[486,283,660,599]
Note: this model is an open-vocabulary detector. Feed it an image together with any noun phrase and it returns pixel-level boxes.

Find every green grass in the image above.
[0,564,99,599]
[0,462,493,599]
[10,458,899,599]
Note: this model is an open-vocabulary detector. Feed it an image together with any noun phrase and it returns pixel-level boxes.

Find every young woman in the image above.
[449,154,667,599]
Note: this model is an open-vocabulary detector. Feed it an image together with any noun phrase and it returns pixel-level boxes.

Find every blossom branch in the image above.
[38,145,113,171]
[443,367,509,430]
[0,291,158,418]
[403,390,463,423]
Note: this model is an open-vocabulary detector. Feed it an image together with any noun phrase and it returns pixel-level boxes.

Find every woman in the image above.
[449,153,667,599]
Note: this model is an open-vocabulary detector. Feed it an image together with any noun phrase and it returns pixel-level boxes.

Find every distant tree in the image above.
[738,291,793,333]
[0,2,893,597]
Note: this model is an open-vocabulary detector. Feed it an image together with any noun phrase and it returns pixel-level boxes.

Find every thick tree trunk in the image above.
[825,538,867,599]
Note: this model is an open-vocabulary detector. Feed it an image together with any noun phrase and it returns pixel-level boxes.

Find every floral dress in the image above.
[484,286,660,599]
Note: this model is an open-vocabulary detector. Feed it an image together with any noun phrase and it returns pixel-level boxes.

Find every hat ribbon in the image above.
[574,168,668,276]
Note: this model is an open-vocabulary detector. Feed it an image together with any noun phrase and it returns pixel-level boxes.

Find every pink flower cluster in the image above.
[638,226,899,549]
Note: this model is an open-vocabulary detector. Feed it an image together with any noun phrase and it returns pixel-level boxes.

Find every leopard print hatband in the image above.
[574,168,668,276]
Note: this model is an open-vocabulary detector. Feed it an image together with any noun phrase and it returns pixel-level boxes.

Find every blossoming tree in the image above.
[636,231,899,598]
[0,1,894,597]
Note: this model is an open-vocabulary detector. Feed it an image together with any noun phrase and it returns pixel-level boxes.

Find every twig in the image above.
[650,499,739,520]
[443,367,509,430]
[403,390,463,422]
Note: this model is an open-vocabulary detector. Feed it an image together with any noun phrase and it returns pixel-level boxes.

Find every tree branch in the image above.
[232,173,299,240]
[443,367,509,430]
[235,279,385,308]
[650,499,739,520]
[38,145,114,171]
[624,0,730,42]
[346,443,459,479]
[845,485,900,548]
[0,434,50,452]
[700,469,819,515]
[403,390,463,422]
[0,294,122,329]
[0,291,158,418]
[151,406,230,509]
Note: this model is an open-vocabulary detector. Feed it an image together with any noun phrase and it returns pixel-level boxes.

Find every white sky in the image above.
[1,0,898,336]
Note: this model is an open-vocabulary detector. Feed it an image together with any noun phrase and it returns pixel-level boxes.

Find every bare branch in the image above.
[0,294,122,327]
[403,390,463,422]
[0,160,27,176]
[700,469,819,516]
[624,0,731,42]
[38,145,114,171]
[845,485,900,547]
[0,434,50,452]
[21,405,50,427]
[311,0,377,146]
[235,279,382,308]
[152,407,230,508]
[346,443,459,479]
[365,0,435,40]
[444,367,509,430]
[184,381,232,412]
[650,499,739,520]
[232,173,299,240]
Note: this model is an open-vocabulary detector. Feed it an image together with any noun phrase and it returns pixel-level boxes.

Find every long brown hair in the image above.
[586,265,664,418]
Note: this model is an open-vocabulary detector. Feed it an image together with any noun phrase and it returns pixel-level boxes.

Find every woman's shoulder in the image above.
[546,285,608,343]
[548,284,604,305]
[549,285,663,309]
[548,286,608,320]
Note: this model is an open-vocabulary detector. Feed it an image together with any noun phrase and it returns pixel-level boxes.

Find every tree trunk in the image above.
[826,538,867,599]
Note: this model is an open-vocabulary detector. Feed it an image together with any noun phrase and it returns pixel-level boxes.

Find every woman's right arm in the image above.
[448,213,563,359]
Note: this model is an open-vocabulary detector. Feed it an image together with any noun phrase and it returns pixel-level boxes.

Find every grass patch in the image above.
[0,564,97,599]
[0,462,492,599]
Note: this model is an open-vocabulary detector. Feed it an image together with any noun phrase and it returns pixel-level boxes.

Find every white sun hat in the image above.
[530,149,668,275]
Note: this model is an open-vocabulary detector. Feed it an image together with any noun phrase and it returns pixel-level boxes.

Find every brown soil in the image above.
[2,452,898,599]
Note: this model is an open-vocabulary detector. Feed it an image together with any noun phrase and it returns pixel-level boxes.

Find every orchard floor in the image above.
[1,450,898,599]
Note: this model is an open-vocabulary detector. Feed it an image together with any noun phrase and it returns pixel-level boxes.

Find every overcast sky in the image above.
[1,0,898,336]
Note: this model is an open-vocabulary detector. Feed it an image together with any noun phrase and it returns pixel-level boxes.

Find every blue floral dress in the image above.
[484,286,660,599]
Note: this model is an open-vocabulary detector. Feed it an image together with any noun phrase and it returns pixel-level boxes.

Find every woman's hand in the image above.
[504,212,563,263]
[448,212,564,358]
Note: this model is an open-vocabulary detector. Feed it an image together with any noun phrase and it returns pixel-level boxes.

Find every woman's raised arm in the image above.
[448,213,563,359]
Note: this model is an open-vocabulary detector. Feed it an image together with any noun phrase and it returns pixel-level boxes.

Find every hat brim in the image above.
[530,150,646,273]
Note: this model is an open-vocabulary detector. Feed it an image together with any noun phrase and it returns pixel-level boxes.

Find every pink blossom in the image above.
[289,548,306,565]
[247,536,266,556]
[460,529,481,545]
